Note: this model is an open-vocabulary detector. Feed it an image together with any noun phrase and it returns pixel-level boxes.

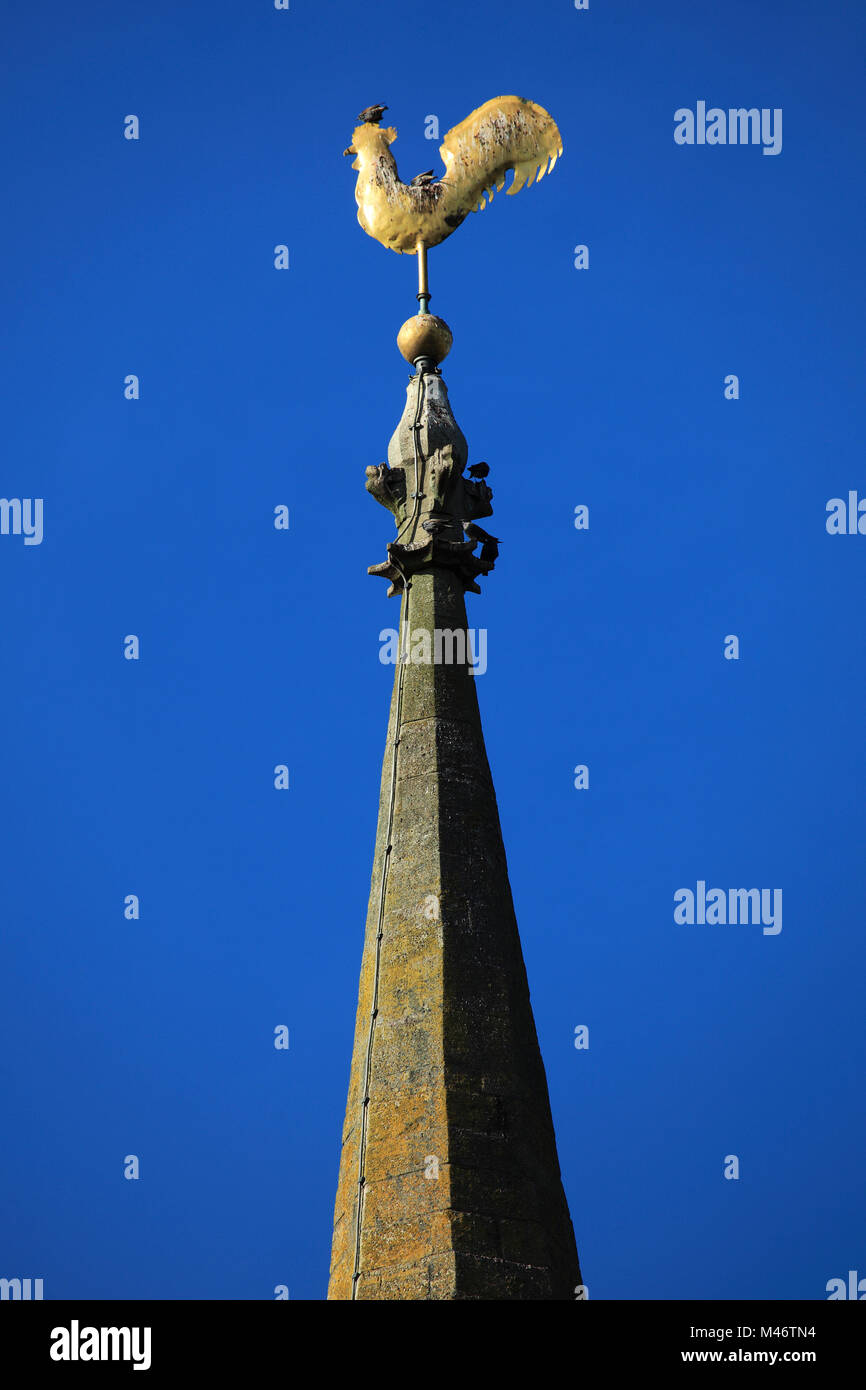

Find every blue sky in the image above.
[1,0,864,1299]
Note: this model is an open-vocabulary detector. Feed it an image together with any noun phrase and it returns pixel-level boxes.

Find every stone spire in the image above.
[327,321,582,1300]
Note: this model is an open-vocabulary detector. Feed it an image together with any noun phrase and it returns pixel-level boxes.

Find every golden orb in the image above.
[397,313,453,366]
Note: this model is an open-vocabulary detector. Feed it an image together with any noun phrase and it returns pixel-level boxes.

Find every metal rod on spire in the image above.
[416,239,430,314]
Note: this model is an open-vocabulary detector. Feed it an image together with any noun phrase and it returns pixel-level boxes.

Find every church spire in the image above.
[327,313,581,1299]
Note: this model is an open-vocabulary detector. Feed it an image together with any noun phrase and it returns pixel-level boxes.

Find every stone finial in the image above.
[365,368,497,596]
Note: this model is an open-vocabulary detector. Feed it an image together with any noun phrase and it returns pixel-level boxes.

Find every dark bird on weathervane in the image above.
[410,171,437,187]
[467,461,490,479]
[358,104,388,125]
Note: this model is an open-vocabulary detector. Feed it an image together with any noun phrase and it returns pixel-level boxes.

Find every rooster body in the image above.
[344,95,563,254]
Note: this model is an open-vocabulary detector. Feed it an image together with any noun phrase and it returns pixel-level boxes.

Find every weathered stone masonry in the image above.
[328,362,581,1300]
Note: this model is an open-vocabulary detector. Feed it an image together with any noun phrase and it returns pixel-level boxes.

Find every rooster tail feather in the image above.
[439,95,563,217]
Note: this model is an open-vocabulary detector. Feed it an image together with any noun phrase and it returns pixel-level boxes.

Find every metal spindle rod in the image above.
[416,239,430,314]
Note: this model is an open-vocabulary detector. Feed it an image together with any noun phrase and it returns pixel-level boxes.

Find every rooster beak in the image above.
[342,145,356,157]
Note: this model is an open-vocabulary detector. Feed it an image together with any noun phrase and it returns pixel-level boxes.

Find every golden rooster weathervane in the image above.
[344,95,563,365]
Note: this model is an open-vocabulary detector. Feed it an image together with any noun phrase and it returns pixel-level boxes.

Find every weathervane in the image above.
[343,95,563,366]
[344,95,564,597]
